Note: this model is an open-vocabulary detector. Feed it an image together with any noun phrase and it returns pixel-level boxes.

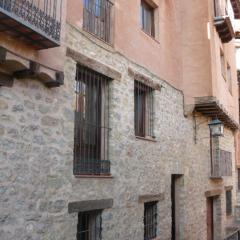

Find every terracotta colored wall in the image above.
[67,0,183,89]
[67,0,239,122]
[181,0,213,105]
[210,1,239,121]
[181,0,238,121]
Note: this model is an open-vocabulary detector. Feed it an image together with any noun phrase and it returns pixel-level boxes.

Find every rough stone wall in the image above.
[0,24,238,240]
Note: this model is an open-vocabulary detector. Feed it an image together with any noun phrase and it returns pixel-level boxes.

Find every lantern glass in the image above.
[208,119,224,137]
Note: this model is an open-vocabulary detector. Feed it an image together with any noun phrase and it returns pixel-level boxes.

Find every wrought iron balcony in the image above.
[0,0,62,50]
[214,0,235,43]
[225,229,240,240]
[214,16,235,43]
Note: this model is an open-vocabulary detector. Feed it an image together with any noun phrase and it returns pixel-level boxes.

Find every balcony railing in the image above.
[0,0,62,49]
[214,0,235,43]
[225,229,240,240]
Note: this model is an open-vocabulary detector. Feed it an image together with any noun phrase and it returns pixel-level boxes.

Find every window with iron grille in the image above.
[134,80,154,138]
[77,210,102,240]
[226,190,232,216]
[144,201,158,240]
[141,0,155,37]
[83,0,113,44]
[74,65,111,176]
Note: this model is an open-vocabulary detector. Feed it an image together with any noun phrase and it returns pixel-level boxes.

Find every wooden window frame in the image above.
[134,80,155,139]
[238,169,240,191]
[144,201,158,240]
[77,210,102,240]
[220,49,226,80]
[141,0,156,38]
[226,190,232,216]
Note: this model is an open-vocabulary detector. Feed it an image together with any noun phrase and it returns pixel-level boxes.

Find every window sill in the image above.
[209,176,223,181]
[140,29,160,44]
[136,136,157,142]
[74,174,113,179]
[68,23,115,53]
[226,214,233,219]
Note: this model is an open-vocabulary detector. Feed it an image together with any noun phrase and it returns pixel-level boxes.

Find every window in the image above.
[77,211,102,240]
[134,81,154,138]
[74,65,111,176]
[220,50,225,79]
[144,201,158,240]
[224,0,229,15]
[227,63,232,93]
[83,0,113,44]
[226,190,232,216]
[238,169,240,191]
[141,0,155,37]
[214,0,220,16]
[214,0,228,16]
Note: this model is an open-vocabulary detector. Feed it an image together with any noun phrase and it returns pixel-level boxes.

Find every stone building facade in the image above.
[0,0,240,240]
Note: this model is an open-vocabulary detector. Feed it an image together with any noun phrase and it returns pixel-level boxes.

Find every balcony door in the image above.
[171,174,184,240]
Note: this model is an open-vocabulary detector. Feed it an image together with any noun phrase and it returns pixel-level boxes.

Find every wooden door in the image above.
[171,175,176,240]
[207,198,214,240]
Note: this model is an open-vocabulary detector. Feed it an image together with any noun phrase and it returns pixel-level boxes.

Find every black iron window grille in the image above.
[134,80,154,138]
[0,0,62,44]
[77,210,102,240]
[141,0,155,37]
[74,64,111,176]
[226,190,232,216]
[83,0,113,44]
[144,201,158,240]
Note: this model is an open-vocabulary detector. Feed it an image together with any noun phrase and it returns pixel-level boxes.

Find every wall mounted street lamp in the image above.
[193,113,224,143]
[208,118,224,137]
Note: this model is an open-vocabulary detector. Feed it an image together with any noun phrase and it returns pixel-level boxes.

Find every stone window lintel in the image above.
[138,193,164,203]
[66,47,121,81]
[128,67,162,91]
[68,199,113,214]
[205,189,222,197]
[225,185,233,191]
